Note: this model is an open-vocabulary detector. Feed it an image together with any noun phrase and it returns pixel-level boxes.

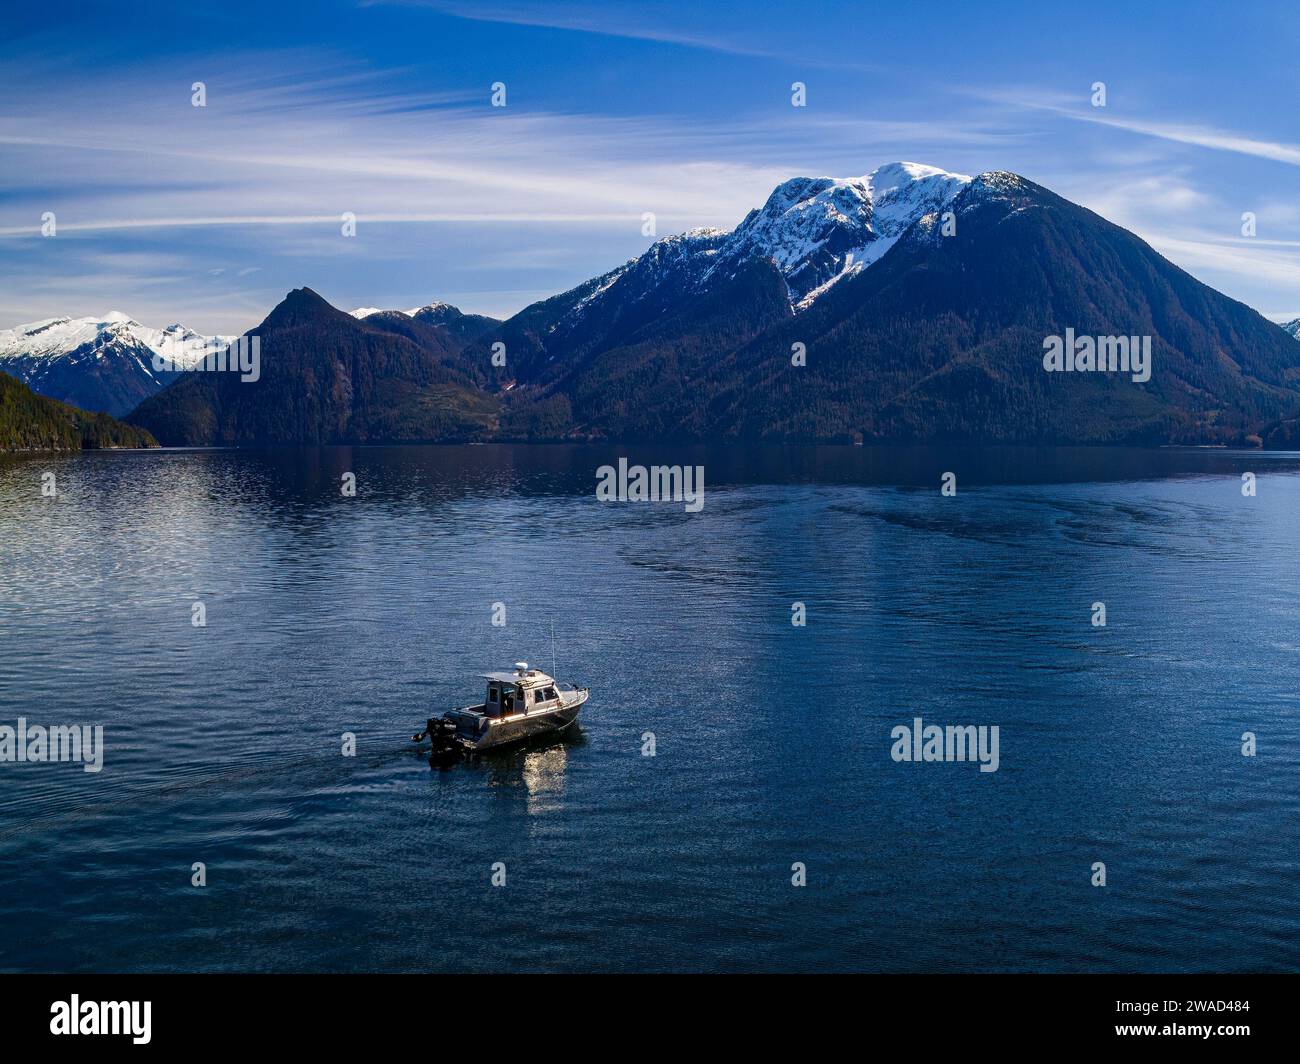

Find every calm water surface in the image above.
[0,444,1297,972]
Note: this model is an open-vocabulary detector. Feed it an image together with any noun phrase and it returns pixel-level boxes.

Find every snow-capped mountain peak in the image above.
[351,302,461,321]
[407,301,453,317]
[728,176,871,265]
[0,312,235,415]
[866,162,970,231]
[867,161,958,198]
[706,161,970,307]
[634,226,729,281]
[1283,318,1300,339]
[542,162,973,339]
[0,312,230,366]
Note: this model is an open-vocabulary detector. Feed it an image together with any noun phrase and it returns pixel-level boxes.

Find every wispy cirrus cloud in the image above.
[1080,115,1300,167]
[1057,111,1300,168]
[4,27,1299,330]
[376,0,823,62]
[0,49,802,327]
[0,53,796,236]
[0,213,646,237]
[0,51,1017,243]
[1049,170,1300,295]
[1141,232,1300,291]
[973,87,1300,168]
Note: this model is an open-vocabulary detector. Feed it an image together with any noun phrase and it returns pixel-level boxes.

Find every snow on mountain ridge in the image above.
[267,165,974,347]
[728,161,971,307]
[0,312,238,415]
[721,175,873,275]
[350,302,477,321]
[634,226,729,281]
[591,161,972,315]
[0,313,232,368]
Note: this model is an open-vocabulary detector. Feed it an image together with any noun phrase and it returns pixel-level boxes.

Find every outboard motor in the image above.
[412,716,463,762]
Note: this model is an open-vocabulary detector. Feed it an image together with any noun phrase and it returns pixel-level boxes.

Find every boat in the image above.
[413,662,589,760]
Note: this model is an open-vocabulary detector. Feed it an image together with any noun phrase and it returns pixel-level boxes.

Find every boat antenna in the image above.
[550,621,556,677]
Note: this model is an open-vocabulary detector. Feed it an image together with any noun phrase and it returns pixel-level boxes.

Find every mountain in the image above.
[356,310,460,362]
[713,161,971,308]
[704,172,1300,443]
[0,370,157,451]
[350,303,501,351]
[0,313,232,416]
[1259,321,1300,445]
[475,162,969,385]
[408,303,501,348]
[129,288,497,445]
[484,168,1300,445]
[108,163,1300,448]
[500,255,792,439]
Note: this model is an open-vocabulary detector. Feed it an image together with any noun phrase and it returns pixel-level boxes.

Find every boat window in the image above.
[543,687,557,701]
[487,687,498,702]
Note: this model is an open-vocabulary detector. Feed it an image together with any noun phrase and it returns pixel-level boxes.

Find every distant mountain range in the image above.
[352,302,501,348]
[6,161,1300,448]
[129,289,498,445]
[0,313,232,417]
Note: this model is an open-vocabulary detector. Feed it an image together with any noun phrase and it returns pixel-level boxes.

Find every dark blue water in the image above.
[1,444,1297,972]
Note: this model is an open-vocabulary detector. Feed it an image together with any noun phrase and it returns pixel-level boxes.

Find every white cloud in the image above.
[1068,113,1300,168]
[1071,174,1212,228]
[976,87,1300,169]
[390,0,778,56]
[1051,169,1300,297]
[1140,233,1300,288]
[0,61,789,242]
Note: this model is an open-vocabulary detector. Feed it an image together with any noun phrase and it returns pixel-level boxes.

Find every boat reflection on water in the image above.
[429,724,587,813]
[519,742,569,815]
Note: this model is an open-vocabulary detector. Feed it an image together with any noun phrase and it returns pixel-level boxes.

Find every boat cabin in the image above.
[480,662,561,719]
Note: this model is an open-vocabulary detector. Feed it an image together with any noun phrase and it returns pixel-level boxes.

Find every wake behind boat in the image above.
[413,662,589,760]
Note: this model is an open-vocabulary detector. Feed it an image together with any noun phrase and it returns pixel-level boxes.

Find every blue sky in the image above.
[2,0,1298,332]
